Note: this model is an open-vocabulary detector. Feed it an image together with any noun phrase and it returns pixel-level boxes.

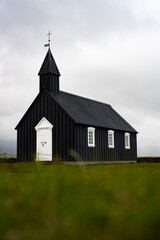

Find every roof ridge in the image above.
[59,90,111,107]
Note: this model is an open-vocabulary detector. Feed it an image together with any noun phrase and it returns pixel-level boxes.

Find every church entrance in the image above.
[35,117,53,161]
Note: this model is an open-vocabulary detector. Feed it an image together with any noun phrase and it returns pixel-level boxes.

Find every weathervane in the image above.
[44,31,52,48]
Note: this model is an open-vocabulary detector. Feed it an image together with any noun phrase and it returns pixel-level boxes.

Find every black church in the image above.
[15,45,137,162]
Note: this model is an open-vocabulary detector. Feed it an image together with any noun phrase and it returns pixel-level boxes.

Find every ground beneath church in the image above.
[0,163,159,240]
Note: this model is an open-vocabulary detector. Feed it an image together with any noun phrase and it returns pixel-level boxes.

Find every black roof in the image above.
[16,49,137,133]
[48,90,137,133]
[38,48,61,76]
[15,89,137,132]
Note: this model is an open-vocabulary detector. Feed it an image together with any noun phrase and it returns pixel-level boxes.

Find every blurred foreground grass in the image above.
[0,162,160,240]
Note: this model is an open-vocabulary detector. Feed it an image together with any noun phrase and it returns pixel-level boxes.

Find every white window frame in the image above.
[125,132,130,149]
[88,127,95,147]
[108,130,114,148]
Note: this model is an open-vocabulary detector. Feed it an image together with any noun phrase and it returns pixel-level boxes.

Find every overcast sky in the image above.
[1,0,160,156]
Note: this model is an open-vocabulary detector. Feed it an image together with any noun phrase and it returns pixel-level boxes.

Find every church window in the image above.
[108,130,114,148]
[125,133,130,149]
[88,127,95,147]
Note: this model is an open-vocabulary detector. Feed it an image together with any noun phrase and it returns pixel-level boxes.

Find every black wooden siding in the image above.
[17,91,76,161]
[17,90,137,162]
[40,74,59,94]
[75,126,137,161]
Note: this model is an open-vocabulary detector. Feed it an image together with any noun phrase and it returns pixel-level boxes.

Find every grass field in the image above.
[0,162,160,240]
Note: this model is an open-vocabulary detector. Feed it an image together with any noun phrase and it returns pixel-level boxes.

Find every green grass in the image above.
[0,163,160,240]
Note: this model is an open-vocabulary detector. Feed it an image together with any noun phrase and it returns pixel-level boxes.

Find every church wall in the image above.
[16,91,76,161]
[75,125,137,161]
[16,90,137,162]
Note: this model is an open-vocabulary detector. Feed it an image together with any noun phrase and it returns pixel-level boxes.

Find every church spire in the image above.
[38,48,60,76]
[38,48,60,94]
[38,32,61,94]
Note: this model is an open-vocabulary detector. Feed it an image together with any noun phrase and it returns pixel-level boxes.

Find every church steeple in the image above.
[38,48,61,94]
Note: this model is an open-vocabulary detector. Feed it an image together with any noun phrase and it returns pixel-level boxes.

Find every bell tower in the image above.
[38,32,61,94]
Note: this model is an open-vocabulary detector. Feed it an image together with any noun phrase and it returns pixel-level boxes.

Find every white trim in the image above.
[35,117,53,161]
[88,127,95,147]
[125,132,130,149]
[35,117,53,130]
[108,130,114,148]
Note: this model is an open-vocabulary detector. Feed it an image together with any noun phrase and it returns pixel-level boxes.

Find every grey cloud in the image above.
[0,0,160,156]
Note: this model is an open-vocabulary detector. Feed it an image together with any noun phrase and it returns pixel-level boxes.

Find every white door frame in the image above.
[35,117,53,161]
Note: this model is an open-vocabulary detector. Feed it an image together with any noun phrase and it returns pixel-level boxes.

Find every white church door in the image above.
[35,117,53,161]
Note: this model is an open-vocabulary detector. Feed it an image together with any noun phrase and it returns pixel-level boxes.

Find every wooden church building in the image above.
[15,45,137,162]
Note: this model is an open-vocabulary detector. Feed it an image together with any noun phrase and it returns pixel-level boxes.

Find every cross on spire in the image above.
[44,31,52,48]
[47,31,52,45]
